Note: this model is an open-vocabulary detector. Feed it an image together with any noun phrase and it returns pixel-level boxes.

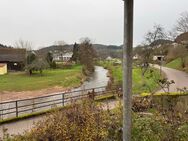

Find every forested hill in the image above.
[37,44,122,59]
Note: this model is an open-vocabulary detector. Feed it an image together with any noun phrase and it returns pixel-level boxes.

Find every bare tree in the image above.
[167,30,178,41]
[14,39,32,51]
[145,24,167,45]
[175,12,188,33]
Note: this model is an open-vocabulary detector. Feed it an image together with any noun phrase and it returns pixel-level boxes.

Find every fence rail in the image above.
[0,86,119,120]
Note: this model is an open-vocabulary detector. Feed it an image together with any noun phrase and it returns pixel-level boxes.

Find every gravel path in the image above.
[153,65,188,93]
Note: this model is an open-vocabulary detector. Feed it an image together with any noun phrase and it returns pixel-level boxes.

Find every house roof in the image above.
[0,48,26,62]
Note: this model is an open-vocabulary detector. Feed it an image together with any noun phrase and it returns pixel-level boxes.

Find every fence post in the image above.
[62,93,65,106]
[92,89,95,100]
[16,101,18,117]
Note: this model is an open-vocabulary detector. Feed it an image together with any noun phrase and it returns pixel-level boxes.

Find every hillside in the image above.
[166,56,188,72]
[37,44,122,59]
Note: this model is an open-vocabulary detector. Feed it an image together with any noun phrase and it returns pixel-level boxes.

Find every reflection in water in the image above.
[75,66,109,90]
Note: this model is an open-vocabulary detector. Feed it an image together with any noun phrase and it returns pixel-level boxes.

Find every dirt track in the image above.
[0,86,70,102]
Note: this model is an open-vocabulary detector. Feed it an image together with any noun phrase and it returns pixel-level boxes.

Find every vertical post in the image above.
[123,0,134,141]
[62,93,65,106]
[92,89,95,100]
[16,101,18,117]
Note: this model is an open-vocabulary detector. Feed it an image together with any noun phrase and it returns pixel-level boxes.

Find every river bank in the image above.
[0,66,109,102]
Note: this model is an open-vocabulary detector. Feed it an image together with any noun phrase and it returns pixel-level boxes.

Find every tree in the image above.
[46,52,56,69]
[79,38,96,75]
[145,24,167,45]
[15,39,33,67]
[175,12,188,33]
[138,25,167,76]
[27,51,36,65]
[71,43,80,63]
[14,39,32,50]
[26,58,49,75]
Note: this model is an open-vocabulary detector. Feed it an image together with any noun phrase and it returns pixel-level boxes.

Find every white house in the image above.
[53,52,73,62]
[62,52,73,62]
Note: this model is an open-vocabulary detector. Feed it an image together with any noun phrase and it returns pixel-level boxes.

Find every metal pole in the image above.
[123,0,134,141]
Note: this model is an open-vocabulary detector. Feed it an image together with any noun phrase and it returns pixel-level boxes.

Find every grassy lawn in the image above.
[166,57,188,72]
[166,58,183,70]
[0,65,84,92]
[98,61,161,94]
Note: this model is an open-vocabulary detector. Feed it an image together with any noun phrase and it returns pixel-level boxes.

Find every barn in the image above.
[0,48,26,71]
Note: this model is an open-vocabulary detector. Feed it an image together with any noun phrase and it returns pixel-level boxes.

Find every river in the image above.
[0,66,109,120]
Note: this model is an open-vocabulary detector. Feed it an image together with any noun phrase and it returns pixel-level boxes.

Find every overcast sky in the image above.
[0,0,188,49]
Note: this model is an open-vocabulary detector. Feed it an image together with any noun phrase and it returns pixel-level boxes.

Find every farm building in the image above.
[0,63,7,75]
[0,48,26,71]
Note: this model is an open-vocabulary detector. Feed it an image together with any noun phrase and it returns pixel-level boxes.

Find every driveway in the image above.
[153,65,188,93]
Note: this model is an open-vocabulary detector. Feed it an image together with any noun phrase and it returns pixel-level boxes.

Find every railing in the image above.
[0,86,119,120]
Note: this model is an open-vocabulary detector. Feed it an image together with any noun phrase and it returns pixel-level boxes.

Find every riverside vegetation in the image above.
[3,97,188,141]
[97,60,161,94]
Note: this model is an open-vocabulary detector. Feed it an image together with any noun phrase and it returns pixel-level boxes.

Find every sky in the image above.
[0,0,188,49]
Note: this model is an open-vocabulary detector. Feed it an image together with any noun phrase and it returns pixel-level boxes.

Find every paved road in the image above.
[0,116,44,138]
[153,65,188,93]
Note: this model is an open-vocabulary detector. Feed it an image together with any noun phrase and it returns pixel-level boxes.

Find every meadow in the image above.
[0,65,84,92]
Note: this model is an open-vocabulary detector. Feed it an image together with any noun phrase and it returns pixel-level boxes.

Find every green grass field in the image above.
[166,57,188,72]
[0,65,84,92]
[166,58,183,70]
[98,61,161,94]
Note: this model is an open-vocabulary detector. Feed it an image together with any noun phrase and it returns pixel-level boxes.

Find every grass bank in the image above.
[166,57,188,72]
[98,61,161,94]
[0,65,84,92]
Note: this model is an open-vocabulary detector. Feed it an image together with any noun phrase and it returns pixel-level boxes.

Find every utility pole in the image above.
[122,0,134,141]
